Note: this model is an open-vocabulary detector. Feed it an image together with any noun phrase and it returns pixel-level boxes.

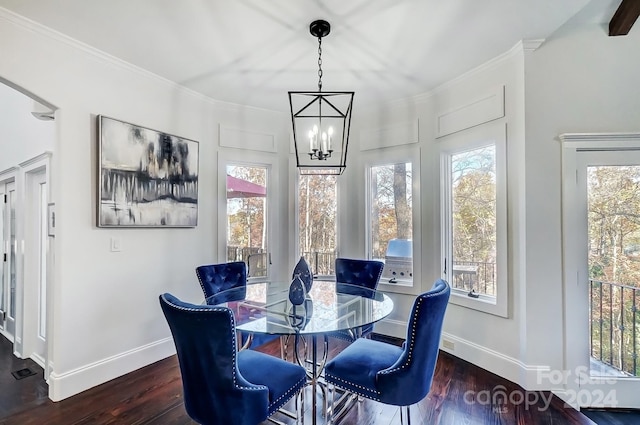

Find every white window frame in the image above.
[439,123,508,317]
[364,145,421,295]
[218,152,277,283]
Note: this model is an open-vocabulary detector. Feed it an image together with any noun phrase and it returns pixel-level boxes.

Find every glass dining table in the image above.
[205,280,394,425]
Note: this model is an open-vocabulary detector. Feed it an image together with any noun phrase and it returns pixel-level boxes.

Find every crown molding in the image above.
[0,7,284,115]
[19,151,52,169]
[559,132,640,142]
[520,39,546,52]
[559,132,640,150]
[411,38,544,104]
[0,166,19,181]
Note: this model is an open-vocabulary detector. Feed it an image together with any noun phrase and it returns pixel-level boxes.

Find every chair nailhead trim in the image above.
[166,298,265,392]
[379,283,448,376]
[269,376,306,411]
[325,374,381,400]
[324,282,448,410]
[195,271,207,298]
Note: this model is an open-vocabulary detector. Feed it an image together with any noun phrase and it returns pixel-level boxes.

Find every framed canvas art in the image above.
[97,115,199,227]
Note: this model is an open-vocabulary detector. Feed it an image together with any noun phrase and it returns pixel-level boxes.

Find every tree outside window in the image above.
[450,145,496,297]
[369,162,413,283]
[298,173,337,276]
[226,165,268,278]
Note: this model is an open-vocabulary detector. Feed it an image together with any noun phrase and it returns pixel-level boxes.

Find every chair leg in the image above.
[296,387,305,425]
[280,335,288,360]
[400,405,411,425]
[327,384,336,425]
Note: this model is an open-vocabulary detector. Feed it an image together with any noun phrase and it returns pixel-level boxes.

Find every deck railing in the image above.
[227,247,337,277]
[590,279,640,376]
[301,250,337,276]
[451,261,496,296]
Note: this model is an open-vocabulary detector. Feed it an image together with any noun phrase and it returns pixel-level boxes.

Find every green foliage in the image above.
[370,163,412,258]
[451,146,496,265]
[590,281,640,376]
[226,165,267,251]
[298,174,337,252]
[588,166,640,286]
[588,165,640,377]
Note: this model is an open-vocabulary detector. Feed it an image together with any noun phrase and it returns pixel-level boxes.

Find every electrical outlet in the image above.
[442,339,455,350]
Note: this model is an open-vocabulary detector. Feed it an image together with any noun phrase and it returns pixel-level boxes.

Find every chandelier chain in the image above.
[317,36,323,91]
[289,19,352,174]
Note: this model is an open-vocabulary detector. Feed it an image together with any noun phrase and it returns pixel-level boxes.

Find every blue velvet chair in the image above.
[195,261,247,301]
[330,258,385,341]
[324,279,451,425]
[196,261,279,350]
[159,293,306,425]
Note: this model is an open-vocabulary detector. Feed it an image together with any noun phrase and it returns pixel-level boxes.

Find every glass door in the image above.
[572,150,640,409]
[0,181,16,341]
[0,183,5,336]
[225,164,270,280]
[34,172,48,361]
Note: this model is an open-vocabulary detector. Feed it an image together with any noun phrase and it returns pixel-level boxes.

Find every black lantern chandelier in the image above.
[289,20,354,175]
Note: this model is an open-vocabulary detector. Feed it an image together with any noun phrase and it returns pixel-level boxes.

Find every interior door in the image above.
[30,170,48,363]
[572,150,640,409]
[0,181,16,341]
[0,183,5,337]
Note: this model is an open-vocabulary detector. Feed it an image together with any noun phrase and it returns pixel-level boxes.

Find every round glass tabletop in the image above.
[205,280,394,336]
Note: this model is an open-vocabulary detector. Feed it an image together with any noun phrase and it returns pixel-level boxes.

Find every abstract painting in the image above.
[97,115,199,227]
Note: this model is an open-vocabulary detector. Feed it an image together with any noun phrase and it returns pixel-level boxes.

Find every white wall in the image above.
[431,49,529,377]
[0,9,290,400]
[350,46,531,385]
[0,83,54,171]
[523,19,640,380]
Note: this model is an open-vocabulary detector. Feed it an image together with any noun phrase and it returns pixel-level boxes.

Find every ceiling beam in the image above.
[609,0,640,36]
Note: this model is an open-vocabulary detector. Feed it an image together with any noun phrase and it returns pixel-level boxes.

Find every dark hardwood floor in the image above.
[582,408,640,425]
[0,335,48,419]
[0,334,597,425]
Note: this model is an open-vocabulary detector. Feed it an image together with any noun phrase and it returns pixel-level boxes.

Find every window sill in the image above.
[379,278,420,295]
[449,289,508,317]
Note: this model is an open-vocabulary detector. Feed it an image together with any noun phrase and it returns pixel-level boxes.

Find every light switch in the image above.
[110,237,122,252]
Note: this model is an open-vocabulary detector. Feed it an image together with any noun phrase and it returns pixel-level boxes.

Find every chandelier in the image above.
[289,20,354,175]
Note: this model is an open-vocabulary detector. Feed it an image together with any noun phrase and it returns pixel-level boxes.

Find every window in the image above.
[226,164,269,279]
[298,173,337,276]
[441,124,507,316]
[368,162,413,286]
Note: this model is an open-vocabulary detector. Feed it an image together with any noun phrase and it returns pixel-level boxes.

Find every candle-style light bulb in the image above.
[327,126,334,151]
[308,130,315,152]
[312,125,319,152]
[321,132,328,154]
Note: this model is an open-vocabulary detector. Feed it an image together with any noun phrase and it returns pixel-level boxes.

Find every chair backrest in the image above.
[335,258,384,291]
[195,261,247,300]
[159,293,268,425]
[376,279,451,406]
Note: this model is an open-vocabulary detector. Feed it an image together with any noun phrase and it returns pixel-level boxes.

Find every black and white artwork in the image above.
[98,115,199,227]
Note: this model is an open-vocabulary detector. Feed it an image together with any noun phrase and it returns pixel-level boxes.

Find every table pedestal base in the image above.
[293,334,329,425]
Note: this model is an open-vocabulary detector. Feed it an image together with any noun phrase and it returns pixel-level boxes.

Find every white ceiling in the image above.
[0,0,619,112]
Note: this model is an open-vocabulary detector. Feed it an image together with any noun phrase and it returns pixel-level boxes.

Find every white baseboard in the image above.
[551,390,577,409]
[440,332,559,391]
[373,318,407,339]
[48,337,175,401]
[46,328,563,402]
[31,352,45,368]
[374,320,559,393]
